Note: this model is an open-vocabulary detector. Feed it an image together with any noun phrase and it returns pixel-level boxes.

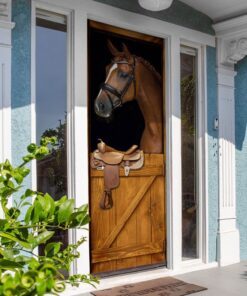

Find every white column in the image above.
[0,0,14,164]
[214,17,247,266]
[217,67,240,266]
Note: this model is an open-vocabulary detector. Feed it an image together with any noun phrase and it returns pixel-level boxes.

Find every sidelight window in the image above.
[180,46,198,260]
[36,10,68,253]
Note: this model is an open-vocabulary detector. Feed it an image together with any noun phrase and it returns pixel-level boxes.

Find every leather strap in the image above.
[100,190,113,210]
[100,83,122,109]
[100,165,120,210]
[100,58,136,111]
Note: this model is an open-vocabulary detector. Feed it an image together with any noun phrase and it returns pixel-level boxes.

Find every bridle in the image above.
[100,58,136,110]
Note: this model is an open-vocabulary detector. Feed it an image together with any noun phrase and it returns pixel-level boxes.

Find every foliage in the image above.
[40,117,67,195]
[181,74,196,135]
[0,137,98,295]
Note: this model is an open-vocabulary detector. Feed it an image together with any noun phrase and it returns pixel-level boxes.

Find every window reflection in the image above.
[36,21,68,254]
[181,51,198,260]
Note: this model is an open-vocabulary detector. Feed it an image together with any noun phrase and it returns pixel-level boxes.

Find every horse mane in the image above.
[113,53,162,82]
[135,56,162,82]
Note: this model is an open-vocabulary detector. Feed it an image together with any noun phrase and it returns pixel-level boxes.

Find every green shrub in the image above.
[0,137,98,295]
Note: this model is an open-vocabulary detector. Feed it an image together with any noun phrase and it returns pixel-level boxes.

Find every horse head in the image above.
[94,41,136,118]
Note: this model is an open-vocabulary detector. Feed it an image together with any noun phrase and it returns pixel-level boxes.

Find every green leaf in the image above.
[25,189,36,197]
[7,207,20,219]
[28,258,40,270]
[0,259,24,269]
[22,154,35,163]
[69,211,90,228]
[44,242,61,257]
[32,200,46,223]
[18,228,29,241]
[12,172,23,185]
[35,147,49,159]
[4,180,15,189]
[27,143,37,153]
[0,248,19,260]
[21,272,35,288]
[36,278,47,295]
[77,204,88,212]
[0,232,32,250]
[55,195,67,206]
[57,199,74,224]
[35,231,54,246]
[0,219,8,231]
[53,281,66,292]
[24,206,33,224]
[18,167,30,177]
[3,159,11,169]
[37,193,55,217]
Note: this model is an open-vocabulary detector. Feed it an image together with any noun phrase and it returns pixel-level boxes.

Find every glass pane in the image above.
[36,22,68,253]
[181,51,198,260]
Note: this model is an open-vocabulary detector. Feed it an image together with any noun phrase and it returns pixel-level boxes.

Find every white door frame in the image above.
[31,0,214,279]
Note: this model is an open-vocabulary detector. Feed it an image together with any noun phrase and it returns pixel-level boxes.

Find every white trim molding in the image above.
[0,0,14,164]
[214,15,247,67]
[0,0,14,218]
[0,0,10,22]
[213,16,246,266]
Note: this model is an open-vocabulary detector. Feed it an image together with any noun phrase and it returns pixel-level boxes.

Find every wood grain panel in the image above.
[115,177,138,271]
[90,165,164,177]
[90,154,166,274]
[101,176,155,249]
[92,241,163,263]
[88,20,163,46]
[151,175,166,264]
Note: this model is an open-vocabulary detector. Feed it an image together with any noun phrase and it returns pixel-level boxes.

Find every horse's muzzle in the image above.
[94,96,112,118]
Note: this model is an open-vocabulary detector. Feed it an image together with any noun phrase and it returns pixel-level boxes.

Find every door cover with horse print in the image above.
[89,21,166,275]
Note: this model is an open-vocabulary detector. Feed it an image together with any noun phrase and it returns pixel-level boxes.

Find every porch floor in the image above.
[80,261,247,296]
[176,261,247,295]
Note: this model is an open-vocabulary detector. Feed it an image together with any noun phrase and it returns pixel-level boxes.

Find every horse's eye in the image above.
[119,71,129,79]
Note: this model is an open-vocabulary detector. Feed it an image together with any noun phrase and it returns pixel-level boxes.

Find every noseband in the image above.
[100,58,136,110]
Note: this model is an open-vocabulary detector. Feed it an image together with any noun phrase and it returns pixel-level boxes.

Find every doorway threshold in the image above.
[94,262,166,278]
[61,261,218,296]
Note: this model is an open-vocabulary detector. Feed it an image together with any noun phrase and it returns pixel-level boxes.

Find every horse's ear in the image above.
[122,43,131,57]
[107,40,120,56]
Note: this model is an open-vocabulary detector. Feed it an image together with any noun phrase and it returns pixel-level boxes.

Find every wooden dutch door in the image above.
[89,21,166,275]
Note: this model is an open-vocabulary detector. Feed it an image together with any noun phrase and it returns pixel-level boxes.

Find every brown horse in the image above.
[94,41,163,153]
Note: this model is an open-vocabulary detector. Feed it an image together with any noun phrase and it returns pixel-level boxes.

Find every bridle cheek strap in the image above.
[100,59,136,110]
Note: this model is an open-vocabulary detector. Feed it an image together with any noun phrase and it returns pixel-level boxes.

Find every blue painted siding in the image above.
[11,0,32,203]
[207,46,218,262]
[235,56,247,260]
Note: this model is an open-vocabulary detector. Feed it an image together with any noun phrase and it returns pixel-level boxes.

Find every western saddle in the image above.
[91,140,144,210]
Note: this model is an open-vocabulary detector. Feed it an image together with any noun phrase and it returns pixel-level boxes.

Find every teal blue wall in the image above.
[235,56,247,260]
[93,0,214,35]
[11,0,32,202]
[206,46,218,262]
